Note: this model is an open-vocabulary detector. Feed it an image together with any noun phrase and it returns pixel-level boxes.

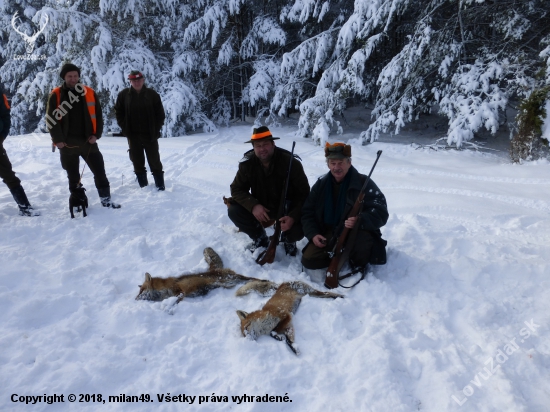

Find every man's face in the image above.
[64,71,80,89]
[328,158,351,182]
[252,139,275,163]
[130,77,145,92]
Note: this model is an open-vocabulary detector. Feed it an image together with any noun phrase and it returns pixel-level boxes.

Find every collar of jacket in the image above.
[319,165,362,189]
[129,85,148,95]
[239,145,281,164]
[61,81,81,91]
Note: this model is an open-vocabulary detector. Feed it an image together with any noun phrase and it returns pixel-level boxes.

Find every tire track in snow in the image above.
[391,212,550,243]
[165,129,236,173]
[165,129,237,196]
[385,185,550,212]
[383,168,550,185]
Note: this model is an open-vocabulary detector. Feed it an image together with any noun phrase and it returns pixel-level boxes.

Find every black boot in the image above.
[248,232,269,252]
[284,242,298,257]
[280,233,297,256]
[10,185,39,216]
[136,172,148,188]
[152,172,165,191]
[97,187,121,209]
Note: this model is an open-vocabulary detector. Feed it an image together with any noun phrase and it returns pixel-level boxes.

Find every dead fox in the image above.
[136,247,270,303]
[236,281,343,354]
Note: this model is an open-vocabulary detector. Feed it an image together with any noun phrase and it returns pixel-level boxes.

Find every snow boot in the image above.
[284,241,298,257]
[136,172,148,188]
[152,172,165,191]
[248,232,269,252]
[10,185,40,216]
[97,187,121,209]
[280,233,297,256]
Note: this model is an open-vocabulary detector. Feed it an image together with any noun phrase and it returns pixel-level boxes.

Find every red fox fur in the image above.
[136,247,270,303]
[236,281,343,354]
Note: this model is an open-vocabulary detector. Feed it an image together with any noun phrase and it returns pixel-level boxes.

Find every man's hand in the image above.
[313,234,327,248]
[252,204,270,222]
[279,216,294,232]
[344,216,359,229]
[88,135,97,144]
[55,142,66,149]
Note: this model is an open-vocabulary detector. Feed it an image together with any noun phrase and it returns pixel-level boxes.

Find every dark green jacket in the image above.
[46,82,104,144]
[114,86,165,140]
[0,92,10,142]
[230,146,310,222]
[301,165,388,241]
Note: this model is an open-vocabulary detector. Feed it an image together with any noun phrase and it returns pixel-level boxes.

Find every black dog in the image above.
[69,185,88,218]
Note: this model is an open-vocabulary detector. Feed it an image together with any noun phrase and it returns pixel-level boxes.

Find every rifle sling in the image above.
[334,216,363,286]
[337,267,367,289]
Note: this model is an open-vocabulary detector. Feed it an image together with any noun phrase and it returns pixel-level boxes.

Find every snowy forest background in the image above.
[1,0,550,157]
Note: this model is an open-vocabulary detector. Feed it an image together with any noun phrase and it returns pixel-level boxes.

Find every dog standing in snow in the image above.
[69,184,88,218]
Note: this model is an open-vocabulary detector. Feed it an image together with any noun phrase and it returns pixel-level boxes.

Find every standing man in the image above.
[301,143,388,274]
[1,85,38,216]
[46,63,120,209]
[228,126,310,255]
[114,70,166,190]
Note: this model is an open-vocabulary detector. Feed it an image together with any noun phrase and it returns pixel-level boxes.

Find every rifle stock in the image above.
[324,150,382,289]
[324,196,364,288]
[255,221,281,265]
[255,142,296,265]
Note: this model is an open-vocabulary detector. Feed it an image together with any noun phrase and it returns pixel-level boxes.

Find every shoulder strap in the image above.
[2,94,10,110]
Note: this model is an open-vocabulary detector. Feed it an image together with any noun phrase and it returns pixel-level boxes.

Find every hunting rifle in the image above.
[324,150,383,289]
[256,141,296,265]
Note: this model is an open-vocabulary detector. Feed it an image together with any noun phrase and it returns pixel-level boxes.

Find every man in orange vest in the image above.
[46,63,120,209]
[1,85,39,216]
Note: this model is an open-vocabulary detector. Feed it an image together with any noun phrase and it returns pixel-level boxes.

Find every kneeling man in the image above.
[228,126,310,255]
[301,143,388,275]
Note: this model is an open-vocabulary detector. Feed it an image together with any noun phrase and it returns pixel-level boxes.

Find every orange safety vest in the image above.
[2,94,9,110]
[51,86,97,134]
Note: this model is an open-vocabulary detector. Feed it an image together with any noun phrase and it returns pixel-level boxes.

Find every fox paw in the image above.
[286,339,300,355]
[270,331,284,341]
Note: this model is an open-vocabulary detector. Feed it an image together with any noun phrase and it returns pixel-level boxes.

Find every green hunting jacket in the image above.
[230,146,310,222]
[114,86,165,140]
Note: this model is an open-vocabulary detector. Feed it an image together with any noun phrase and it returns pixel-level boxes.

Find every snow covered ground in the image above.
[1,125,549,411]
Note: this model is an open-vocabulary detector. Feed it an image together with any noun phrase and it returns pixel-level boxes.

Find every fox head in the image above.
[136,272,174,301]
[236,310,281,340]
